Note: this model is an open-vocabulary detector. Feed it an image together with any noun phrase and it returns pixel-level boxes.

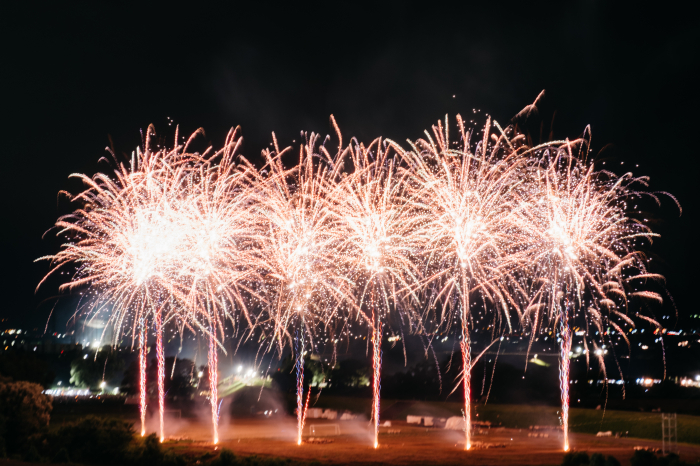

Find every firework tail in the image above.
[208,329,219,444]
[559,312,572,451]
[156,311,165,442]
[461,311,472,450]
[139,320,147,437]
[296,319,305,445]
[371,313,382,449]
[301,390,310,433]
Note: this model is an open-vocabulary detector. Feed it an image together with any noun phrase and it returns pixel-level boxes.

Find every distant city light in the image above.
[43,389,91,396]
[636,378,661,387]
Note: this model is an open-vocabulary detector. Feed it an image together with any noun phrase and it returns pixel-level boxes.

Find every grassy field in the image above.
[311,396,700,445]
[49,393,700,445]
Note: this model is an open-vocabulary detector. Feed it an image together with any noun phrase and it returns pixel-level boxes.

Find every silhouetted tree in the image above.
[69,346,124,388]
[0,379,52,455]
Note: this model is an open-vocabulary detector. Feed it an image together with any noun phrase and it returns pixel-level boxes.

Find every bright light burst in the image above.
[331,136,425,448]
[398,114,529,450]
[510,129,677,450]
[249,127,354,445]
[38,125,259,444]
[39,98,678,451]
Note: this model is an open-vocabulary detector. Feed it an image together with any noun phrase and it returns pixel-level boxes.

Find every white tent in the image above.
[306,408,323,419]
[445,416,465,430]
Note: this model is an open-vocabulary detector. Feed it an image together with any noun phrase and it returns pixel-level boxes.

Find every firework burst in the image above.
[397,114,529,449]
[38,125,259,444]
[249,126,354,444]
[511,129,675,450]
[38,99,678,451]
[331,136,424,448]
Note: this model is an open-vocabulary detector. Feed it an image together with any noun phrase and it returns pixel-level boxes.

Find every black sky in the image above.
[2,2,698,332]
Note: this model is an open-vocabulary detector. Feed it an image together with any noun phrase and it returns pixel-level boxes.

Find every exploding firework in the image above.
[38,125,198,440]
[38,99,677,452]
[510,129,676,450]
[397,114,529,450]
[249,127,354,445]
[331,136,424,448]
[38,125,258,444]
[171,127,263,444]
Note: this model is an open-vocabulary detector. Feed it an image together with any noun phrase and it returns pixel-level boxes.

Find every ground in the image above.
[159,418,700,466]
[29,398,700,465]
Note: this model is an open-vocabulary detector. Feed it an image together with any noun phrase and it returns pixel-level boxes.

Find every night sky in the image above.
[3,3,698,337]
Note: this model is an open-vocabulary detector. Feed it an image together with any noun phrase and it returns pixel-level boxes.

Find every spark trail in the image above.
[296,319,305,445]
[139,320,147,437]
[156,310,165,442]
[208,329,219,444]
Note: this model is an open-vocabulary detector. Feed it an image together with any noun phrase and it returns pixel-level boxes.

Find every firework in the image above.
[510,131,674,451]
[172,128,262,444]
[397,114,528,450]
[38,125,258,444]
[331,136,424,448]
[249,127,353,445]
[38,102,677,452]
[37,125,195,440]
